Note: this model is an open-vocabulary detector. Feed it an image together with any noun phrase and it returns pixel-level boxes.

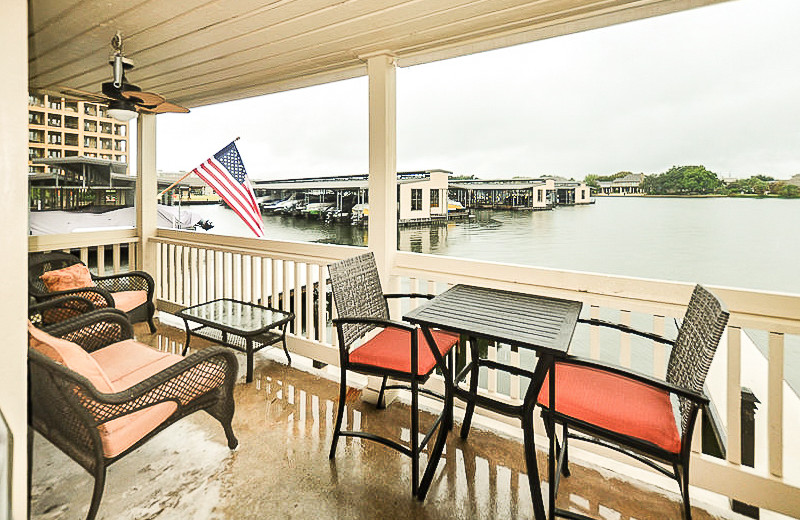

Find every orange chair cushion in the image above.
[349,327,459,376]
[111,290,148,313]
[537,363,681,454]
[27,321,114,393]
[40,263,96,292]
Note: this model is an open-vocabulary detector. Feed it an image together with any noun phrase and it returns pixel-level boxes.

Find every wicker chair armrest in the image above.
[30,346,236,425]
[93,270,155,296]
[34,286,115,308]
[333,315,417,332]
[383,293,436,300]
[555,355,709,404]
[577,317,676,345]
[29,295,95,326]
[43,308,133,352]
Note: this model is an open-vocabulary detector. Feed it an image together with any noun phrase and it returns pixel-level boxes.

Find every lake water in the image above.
[191,196,800,294]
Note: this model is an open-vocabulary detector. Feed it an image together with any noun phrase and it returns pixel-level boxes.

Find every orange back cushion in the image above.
[40,263,96,292]
[27,321,114,393]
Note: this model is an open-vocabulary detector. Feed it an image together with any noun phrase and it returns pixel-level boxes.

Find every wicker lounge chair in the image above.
[28,294,95,327]
[28,308,238,520]
[537,284,729,520]
[327,252,459,496]
[29,251,157,332]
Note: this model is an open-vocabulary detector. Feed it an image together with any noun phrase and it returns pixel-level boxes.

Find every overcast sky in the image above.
[153,0,800,181]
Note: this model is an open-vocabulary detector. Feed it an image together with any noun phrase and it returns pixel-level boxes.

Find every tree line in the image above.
[586,166,799,198]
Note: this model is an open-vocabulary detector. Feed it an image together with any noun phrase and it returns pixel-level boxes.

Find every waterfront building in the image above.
[787,173,800,188]
[450,177,591,209]
[27,93,129,176]
[597,172,644,194]
[157,171,222,205]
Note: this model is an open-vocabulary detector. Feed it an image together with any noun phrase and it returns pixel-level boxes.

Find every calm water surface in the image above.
[195,196,800,294]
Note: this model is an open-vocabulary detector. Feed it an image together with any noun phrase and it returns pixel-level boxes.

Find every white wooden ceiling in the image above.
[28,0,730,109]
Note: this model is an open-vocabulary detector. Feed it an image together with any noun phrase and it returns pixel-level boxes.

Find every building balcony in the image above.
[25,231,800,519]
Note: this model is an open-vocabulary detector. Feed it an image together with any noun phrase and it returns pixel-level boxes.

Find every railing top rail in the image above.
[394,251,800,333]
[28,228,139,252]
[154,229,361,265]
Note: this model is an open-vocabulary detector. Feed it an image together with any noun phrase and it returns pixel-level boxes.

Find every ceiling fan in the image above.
[59,32,189,121]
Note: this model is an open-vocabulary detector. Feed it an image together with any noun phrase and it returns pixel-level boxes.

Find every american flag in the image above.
[192,141,265,238]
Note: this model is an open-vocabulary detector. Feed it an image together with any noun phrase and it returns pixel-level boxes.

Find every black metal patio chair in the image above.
[28,308,238,520]
[29,250,157,332]
[327,252,459,495]
[537,284,729,520]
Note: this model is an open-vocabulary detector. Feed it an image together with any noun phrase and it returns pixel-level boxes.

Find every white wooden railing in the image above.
[31,228,800,517]
[28,228,139,275]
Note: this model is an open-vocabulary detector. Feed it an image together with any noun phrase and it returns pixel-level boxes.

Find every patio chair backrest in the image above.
[29,251,86,295]
[328,252,389,348]
[666,284,729,435]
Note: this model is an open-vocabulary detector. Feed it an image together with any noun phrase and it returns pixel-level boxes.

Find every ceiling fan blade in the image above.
[55,87,112,103]
[149,101,190,114]
[121,90,165,106]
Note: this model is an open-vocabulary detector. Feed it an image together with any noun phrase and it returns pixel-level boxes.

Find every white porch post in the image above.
[364,53,398,405]
[0,0,29,516]
[366,53,398,282]
[136,114,158,275]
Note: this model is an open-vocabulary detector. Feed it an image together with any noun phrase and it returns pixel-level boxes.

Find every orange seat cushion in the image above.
[349,327,459,376]
[40,263,96,292]
[537,363,681,454]
[91,339,183,390]
[111,290,148,313]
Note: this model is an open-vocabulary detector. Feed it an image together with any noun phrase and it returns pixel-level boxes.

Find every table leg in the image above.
[281,323,292,365]
[245,337,254,383]
[460,335,480,439]
[417,332,454,500]
[181,318,191,355]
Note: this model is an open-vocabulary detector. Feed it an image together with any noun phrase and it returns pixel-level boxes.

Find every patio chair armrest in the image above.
[34,286,115,309]
[93,270,155,296]
[29,295,95,325]
[383,293,436,300]
[556,355,709,405]
[30,346,237,426]
[577,317,676,345]
[333,315,417,332]
[43,308,134,352]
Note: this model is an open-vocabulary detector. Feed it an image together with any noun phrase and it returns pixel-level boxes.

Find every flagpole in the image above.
[157,137,241,197]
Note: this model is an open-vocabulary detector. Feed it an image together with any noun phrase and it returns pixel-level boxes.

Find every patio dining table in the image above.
[403,284,582,519]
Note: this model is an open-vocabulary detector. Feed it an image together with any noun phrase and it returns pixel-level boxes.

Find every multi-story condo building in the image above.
[27,92,129,176]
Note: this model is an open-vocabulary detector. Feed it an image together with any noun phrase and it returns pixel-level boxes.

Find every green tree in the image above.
[641,165,721,195]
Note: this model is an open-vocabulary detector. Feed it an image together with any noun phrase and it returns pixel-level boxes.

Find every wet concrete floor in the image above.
[31,321,736,520]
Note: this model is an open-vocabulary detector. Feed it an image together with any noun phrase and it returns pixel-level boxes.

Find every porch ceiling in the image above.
[28,0,730,109]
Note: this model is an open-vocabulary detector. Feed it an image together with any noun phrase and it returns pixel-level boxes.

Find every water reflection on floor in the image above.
[30,322,734,520]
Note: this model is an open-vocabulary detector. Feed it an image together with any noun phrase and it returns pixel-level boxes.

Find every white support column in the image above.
[365,53,398,284]
[363,53,398,406]
[137,114,158,275]
[0,1,29,517]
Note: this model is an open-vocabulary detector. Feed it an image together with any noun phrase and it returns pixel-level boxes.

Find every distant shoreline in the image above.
[593,193,796,199]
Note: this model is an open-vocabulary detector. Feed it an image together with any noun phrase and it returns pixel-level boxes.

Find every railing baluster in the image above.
[283,260,291,312]
[190,248,199,306]
[619,309,631,368]
[215,250,223,300]
[168,243,176,303]
[198,247,207,303]
[272,258,280,310]
[252,256,260,304]
[768,331,784,478]
[80,247,89,265]
[222,251,232,299]
[112,243,121,274]
[306,263,314,341]
[294,262,302,333]
[653,315,666,378]
[97,245,106,276]
[317,264,327,344]
[726,326,742,466]
[128,240,136,271]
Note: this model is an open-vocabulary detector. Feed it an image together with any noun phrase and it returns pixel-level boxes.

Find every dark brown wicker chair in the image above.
[28,294,95,327]
[28,308,238,520]
[29,251,157,332]
[327,252,459,496]
[537,285,729,520]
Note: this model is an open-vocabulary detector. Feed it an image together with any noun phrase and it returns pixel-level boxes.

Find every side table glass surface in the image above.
[178,299,291,333]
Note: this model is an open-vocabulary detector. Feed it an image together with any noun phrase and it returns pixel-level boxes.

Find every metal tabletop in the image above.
[403,284,581,354]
